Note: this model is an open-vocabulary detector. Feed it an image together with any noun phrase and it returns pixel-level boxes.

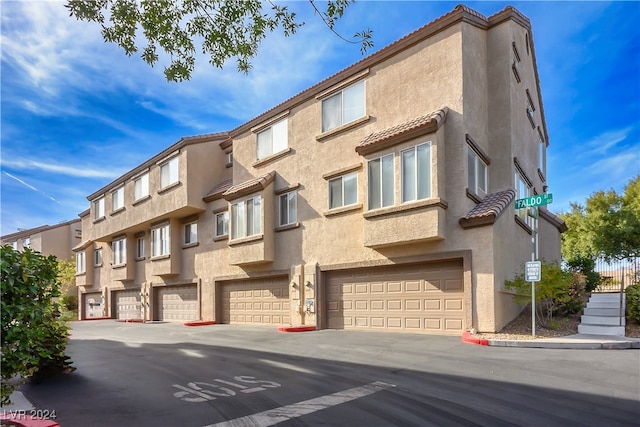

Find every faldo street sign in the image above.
[514,193,553,210]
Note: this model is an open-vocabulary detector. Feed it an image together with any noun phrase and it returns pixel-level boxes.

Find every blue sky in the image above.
[1,1,639,236]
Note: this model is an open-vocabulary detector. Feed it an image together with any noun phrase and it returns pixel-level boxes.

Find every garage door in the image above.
[155,285,198,321]
[83,292,103,319]
[221,277,290,325]
[115,289,142,320]
[326,260,465,334]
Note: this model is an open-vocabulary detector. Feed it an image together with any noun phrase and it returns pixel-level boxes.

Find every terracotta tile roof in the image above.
[203,179,233,202]
[222,171,276,201]
[355,108,448,155]
[72,239,94,252]
[459,189,516,229]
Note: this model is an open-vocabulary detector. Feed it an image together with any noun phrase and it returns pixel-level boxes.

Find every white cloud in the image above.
[2,158,125,179]
[584,128,633,156]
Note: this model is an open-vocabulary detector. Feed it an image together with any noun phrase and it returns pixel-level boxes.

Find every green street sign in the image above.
[515,193,553,210]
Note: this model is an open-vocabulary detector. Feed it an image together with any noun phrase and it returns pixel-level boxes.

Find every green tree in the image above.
[57,258,77,297]
[1,246,74,405]
[560,175,640,262]
[65,0,373,82]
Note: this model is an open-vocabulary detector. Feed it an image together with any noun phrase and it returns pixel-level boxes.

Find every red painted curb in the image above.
[81,317,111,321]
[461,331,489,346]
[184,320,216,326]
[0,414,60,427]
[116,318,144,323]
[277,325,316,333]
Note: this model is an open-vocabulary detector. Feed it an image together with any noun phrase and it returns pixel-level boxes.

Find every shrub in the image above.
[62,294,78,312]
[626,284,640,324]
[1,246,74,404]
[565,256,601,292]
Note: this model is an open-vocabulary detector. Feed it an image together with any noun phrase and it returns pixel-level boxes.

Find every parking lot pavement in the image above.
[16,320,640,426]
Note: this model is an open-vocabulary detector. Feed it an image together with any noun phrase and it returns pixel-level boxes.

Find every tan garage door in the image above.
[326,260,465,334]
[221,277,290,325]
[83,292,103,319]
[155,285,198,321]
[115,289,141,320]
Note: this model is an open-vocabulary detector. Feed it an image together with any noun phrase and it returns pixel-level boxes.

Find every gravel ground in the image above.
[473,305,640,340]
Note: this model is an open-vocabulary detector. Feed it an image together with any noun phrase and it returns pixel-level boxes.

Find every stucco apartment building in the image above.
[1,219,82,261]
[74,5,566,333]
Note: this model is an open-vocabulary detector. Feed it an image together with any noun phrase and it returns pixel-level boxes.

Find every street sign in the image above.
[525,261,541,282]
[514,193,553,210]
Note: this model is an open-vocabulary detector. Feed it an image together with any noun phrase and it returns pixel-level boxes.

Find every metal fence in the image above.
[594,257,640,293]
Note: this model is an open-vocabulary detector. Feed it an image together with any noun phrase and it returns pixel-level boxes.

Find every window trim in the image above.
[230,195,262,241]
[320,79,366,133]
[328,172,358,210]
[133,172,150,202]
[256,117,289,161]
[93,197,105,221]
[159,156,180,189]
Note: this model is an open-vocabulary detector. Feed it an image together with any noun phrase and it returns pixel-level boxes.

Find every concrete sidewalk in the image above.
[462,331,640,349]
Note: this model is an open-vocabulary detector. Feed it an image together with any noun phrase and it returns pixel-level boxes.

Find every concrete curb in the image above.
[115,318,144,323]
[184,320,216,327]
[461,331,640,350]
[461,331,488,346]
[277,325,316,333]
[80,317,111,321]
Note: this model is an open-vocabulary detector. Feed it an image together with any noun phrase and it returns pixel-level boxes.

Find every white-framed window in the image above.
[10,241,17,250]
[230,196,261,240]
[279,191,297,226]
[329,172,358,209]
[368,154,394,210]
[515,170,534,228]
[76,252,86,274]
[93,197,105,220]
[22,237,30,248]
[257,118,288,160]
[136,237,145,259]
[184,222,198,245]
[151,224,170,257]
[134,173,149,200]
[112,186,124,211]
[215,211,229,237]
[94,248,103,266]
[401,142,431,203]
[468,146,488,197]
[322,80,365,132]
[112,238,126,266]
[538,130,546,173]
[160,156,179,188]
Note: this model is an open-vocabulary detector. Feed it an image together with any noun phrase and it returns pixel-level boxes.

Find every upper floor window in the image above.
[112,238,126,266]
[10,241,17,250]
[151,224,170,257]
[112,186,124,212]
[215,211,229,237]
[401,142,431,203]
[160,156,179,189]
[368,154,394,210]
[515,170,534,228]
[93,197,105,220]
[257,118,288,160]
[322,80,365,132]
[134,173,149,201]
[136,236,145,259]
[184,222,198,245]
[94,248,103,266]
[76,252,86,274]
[468,146,488,197]
[538,129,546,173]
[329,172,357,209]
[230,196,261,240]
[279,191,297,226]
[22,237,30,248]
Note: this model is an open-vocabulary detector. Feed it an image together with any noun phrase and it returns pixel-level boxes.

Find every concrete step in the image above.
[589,293,625,302]
[584,307,625,317]
[578,324,625,336]
[587,301,625,309]
[581,315,625,326]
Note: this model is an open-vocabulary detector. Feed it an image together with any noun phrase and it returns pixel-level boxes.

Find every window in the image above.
[468,146,488,197]
[184,222,198,245]
[10,241,17,250]
[134,173,149,200]
[112,238,126,266]
[538,129,546,173]
[526,90,535,112]
[329,172,358,209]
[22,237,30,248]
[257,118,288,160]
[112,186,124,211]
[160,156,179,188]
[230,196,261,240]
[152,224,170,257]
[526,106,535,128]
[401,143,431,203]
[215,211,229,237]
[94,248,103,266]
[76,252,86,274]
[322,80,365,132]
[279,191,297,226]
[93,197,105,220]
[136,237,145,259]
[368,155,394,210]
[515,170,534,227]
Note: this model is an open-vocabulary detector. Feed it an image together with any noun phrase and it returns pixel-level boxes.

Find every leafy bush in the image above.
[1,246,74,404]
[505,261,583,328]
[626,284,640,324]
[62,294,78,312]
[565,256,601,292]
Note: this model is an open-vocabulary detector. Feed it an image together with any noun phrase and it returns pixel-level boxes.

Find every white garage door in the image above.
[221,277,290,325]
[326,260,465,334]
[83,292,103,319]
[155,285,198,321]
[115,289,142,320]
